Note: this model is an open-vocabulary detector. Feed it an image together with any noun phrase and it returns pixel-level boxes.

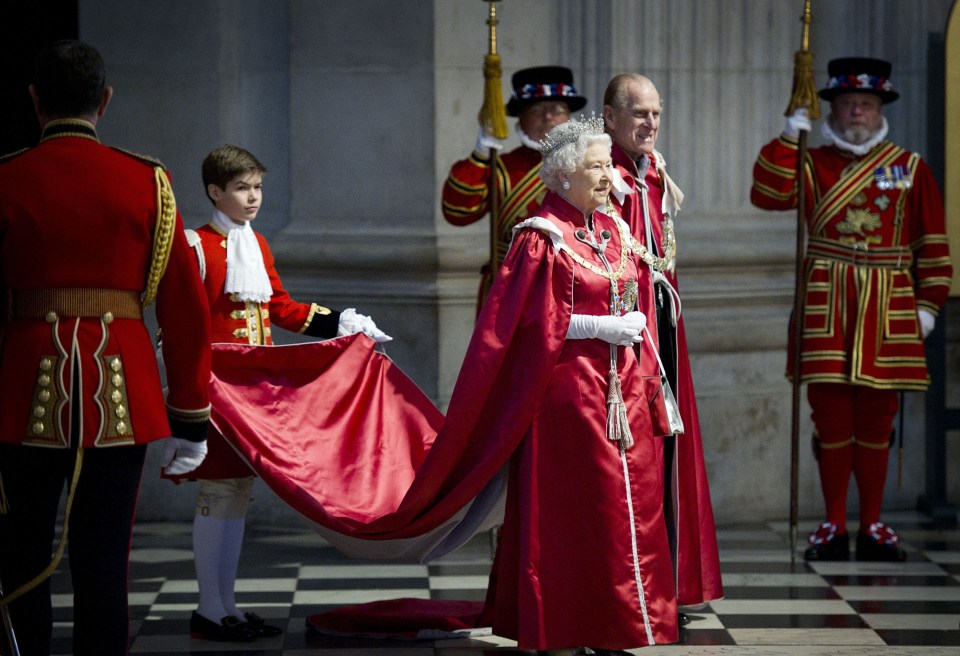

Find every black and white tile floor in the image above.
[37,509,960,654]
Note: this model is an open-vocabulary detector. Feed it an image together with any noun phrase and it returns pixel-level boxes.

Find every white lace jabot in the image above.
[211,209,273,303]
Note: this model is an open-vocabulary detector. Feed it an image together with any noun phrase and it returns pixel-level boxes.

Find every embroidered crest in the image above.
[614,279,638,315]
[836,207,882,237]
[851,192,868,206]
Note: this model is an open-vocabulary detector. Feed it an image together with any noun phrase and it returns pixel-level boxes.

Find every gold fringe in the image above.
[143,167,177,307]
[0,448,84,608]
[606,369,634,451]
[480,53,509,140]
[785,50,822,120]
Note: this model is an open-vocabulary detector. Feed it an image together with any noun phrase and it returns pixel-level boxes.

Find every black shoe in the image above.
[240,611,283,637]
[190,611,256,642]
[803,522,850,561]
[678,611,691,626]
[856,522,906,562]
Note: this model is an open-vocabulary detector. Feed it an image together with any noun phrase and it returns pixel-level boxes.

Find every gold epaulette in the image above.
[0,147,30,164]
[109,146,165,169]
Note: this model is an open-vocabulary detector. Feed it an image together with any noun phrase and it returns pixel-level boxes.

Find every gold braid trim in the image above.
[143,167,177,306]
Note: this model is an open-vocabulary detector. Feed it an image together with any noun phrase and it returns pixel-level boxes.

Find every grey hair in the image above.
[539,132,612,192]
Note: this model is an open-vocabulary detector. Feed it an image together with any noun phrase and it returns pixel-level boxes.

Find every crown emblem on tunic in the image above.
[538,114,606,156]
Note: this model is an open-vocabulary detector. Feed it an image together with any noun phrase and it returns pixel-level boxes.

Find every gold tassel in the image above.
[481,53,509,140]
[480,1,508,140]
[784,2,821,120]
[785,50,822,120]
[606,369,634,451]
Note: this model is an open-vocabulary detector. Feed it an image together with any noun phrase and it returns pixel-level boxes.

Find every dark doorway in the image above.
[0,1,79,154]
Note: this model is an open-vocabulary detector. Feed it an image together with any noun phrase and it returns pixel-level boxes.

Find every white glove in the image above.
[918,309,936,339]
[473,126,504,156]
[337,307,392,343]
[783,108,813,139]
[566,311,646,346]
[161,438,208,476]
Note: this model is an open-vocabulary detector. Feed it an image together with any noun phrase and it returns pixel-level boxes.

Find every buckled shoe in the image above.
[240,611,284,637]
[189,611,256,642]
[856,522,906,561]
[803,521,850,561]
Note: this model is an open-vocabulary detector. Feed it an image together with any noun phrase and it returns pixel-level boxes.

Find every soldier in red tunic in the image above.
[751,58,952,561]
[603,73,723,619]
[441,66,586,312]
[168,145,390,642]
[0,41,212,655]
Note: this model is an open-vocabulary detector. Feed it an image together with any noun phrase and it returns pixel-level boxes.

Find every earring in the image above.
[562,180,570,190]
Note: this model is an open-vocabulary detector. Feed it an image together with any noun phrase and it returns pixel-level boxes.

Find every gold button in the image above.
[116,421,128,435]
[40,357,53,371]
[38,374,51,387]
[103,311,114,324]
[38,389,51,402]
[112,373,124,387]
[33,405,46,418]
[111,389,122,404]
[32,421,45,434]
[45,311,57,323]
[115,405,127,419]
[110,358,122,372]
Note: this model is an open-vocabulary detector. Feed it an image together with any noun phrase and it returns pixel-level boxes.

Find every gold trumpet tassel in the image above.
[606,369,634,451]
[481,54,509,140]
[785,50,822,120]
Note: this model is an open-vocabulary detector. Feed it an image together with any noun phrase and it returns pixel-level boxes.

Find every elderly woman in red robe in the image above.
[474,116,678,654]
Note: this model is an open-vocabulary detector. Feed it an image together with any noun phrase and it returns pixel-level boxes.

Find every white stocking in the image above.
[219,517,246,619]
[193,513,228,622]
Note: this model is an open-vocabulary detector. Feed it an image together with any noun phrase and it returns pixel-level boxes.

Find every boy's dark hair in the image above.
[202,145,267,204]
[32,40,107,118]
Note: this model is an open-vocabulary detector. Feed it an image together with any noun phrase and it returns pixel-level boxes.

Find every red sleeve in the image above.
[907,159,953,314]
[441,152,493,226]
[156,193,212,423]
[751,135,806,211]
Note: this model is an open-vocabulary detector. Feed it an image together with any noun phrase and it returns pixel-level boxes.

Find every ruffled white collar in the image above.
[211,209,273,303]
[820,116,889,157]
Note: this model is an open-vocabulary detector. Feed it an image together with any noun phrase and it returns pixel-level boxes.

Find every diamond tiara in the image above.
[538,114,606,157]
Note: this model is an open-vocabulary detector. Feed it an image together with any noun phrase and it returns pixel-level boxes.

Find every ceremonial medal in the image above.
[874,165,912,190]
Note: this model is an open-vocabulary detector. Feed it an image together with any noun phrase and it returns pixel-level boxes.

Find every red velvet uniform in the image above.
[751,132,952,533]
[0,119,212,447]
[752,134,951,387]
[441,146,545,309]
[0,118,211,655]
[168,221,340,480]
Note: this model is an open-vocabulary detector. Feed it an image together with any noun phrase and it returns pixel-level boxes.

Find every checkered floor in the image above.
[31,509,960,655]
